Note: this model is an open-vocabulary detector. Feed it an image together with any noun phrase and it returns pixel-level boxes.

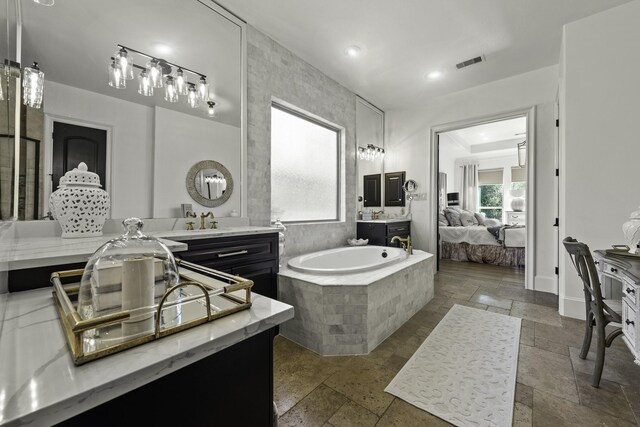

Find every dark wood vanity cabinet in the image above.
[357,221,411,247]
[175,232,279,300]
[385,171,406,206]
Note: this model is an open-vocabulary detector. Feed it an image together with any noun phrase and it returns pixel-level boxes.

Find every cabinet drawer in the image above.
[622,301,637,350]
[622,279,639,307]
[387,223,410,234]
[601,261,623,278]
[176,234,278,268]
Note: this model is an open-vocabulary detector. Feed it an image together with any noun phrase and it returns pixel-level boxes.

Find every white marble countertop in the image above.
[279,250,432,286]
[356,218,411,224]
[0,288,293,426]
[0,226,279,271]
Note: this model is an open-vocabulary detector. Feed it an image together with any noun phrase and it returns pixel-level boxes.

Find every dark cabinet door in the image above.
[385,171,406,206]
[53,122,107,191]
[232,261,279,300]
[357,222,386,246]
[363,174,381,207]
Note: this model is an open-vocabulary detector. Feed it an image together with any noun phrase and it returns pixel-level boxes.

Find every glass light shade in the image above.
[23,63,45,108]
[147,60,163,88]
[187,86,199,108]
[175,68,188,95]
[114,48,134,80]
[197,77,209,101]
[207,101,216,117]
[164,76,178,102]
[108,60,126,89]
[138,70,153,96]
[77,218,180,343]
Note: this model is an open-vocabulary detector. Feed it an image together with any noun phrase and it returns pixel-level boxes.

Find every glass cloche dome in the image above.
[78,218,179,346]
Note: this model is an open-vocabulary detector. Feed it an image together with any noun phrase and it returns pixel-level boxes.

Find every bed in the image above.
[439,225,526,267]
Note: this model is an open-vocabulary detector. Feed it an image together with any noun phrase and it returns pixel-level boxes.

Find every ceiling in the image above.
[12,0,242,127]
[441,116,526,158]
[219,0,631,110]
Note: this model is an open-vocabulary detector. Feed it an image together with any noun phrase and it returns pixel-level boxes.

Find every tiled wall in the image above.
[246,25,357,257]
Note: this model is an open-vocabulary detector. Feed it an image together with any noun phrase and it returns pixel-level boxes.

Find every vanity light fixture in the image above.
[107,44,218,117]
[176,68,188,95]
[187,84,199,108]
[358,144,384,161]
[197,76,209,101]
[164,76,178,102]
[138,69,153,96]
[108,59,126,89]
[22,62,45,108]
[207,101,216,117]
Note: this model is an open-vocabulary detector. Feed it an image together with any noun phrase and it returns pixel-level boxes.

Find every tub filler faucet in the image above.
[391,235,413,255]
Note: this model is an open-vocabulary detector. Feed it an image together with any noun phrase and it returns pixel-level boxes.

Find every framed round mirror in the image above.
[186,160,234,207]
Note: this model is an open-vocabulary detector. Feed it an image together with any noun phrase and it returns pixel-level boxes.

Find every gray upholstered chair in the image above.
[563,237,623,387]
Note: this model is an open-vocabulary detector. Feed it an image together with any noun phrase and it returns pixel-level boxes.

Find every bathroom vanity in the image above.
[357,219,411,247]
[0,225,290,426]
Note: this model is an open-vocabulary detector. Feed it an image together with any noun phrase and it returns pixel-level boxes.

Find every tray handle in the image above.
[155,281,212,338]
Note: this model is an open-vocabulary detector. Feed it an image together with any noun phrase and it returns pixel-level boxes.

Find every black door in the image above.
[52,122,107,190]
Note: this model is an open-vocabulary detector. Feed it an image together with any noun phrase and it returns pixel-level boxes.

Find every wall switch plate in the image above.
[181,203,193,217]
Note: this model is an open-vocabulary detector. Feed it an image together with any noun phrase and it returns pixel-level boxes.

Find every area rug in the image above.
[385,304,521,427]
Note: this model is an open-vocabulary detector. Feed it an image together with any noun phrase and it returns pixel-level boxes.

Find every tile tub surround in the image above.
[278,251,434,355]
[0,287,293,426]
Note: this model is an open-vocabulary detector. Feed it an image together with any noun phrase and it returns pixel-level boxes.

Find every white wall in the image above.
[385,65,558,292]
[153,107,241,218]
[44,81,154,218]
[559,0,640,318]
[438,133,468,195]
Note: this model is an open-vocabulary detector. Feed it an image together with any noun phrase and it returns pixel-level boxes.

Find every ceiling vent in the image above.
[456,55,485,70]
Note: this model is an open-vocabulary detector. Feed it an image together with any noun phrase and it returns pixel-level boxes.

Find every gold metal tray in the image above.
[51,260,252,365]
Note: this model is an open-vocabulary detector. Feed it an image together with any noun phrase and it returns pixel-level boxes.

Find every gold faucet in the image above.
[391,235,412,255]
[372,210,384,220]
[200,211,214,230]
[186,221,195,231]
[185,211,197,218]
[210,220,218,229]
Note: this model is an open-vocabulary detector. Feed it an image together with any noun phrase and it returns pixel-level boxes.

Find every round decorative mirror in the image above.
[186,160,233,207]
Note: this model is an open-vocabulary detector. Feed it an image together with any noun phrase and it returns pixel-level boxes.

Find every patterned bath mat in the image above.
[385,304,521,426]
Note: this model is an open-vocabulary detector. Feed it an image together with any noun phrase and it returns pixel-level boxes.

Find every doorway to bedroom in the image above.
[436,114,529,287]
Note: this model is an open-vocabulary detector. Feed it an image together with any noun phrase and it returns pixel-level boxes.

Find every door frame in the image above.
[43,115,113,216]
[429,106,536,289]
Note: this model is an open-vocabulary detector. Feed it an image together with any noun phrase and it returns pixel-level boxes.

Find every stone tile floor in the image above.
[274,260,640,426]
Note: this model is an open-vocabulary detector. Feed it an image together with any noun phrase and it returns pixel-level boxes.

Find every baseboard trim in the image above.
[559,296,585,319]
[534,275,557,294]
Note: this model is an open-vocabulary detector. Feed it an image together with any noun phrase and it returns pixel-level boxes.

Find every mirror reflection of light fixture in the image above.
[138,69,153,96]
[164,76,178,102]
[108,59,125,89]
[22,62,45,108]
[517,140,527,167]
[357,144,384,161]
[175,68,188,95]
[207,101,216,117]
[187,85,199,108]
[197,76,209,101]
[147,59,163,88]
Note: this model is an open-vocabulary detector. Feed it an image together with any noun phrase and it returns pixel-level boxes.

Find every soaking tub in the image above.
[279,247,434,356]
[287,246,407,275]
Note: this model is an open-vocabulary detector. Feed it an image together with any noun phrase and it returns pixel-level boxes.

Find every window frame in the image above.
[477,183,504,220]
[270,102,342,224]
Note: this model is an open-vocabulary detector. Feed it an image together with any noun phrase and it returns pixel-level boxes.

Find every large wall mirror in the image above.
[355,97,384,213]
[0,0,246,221]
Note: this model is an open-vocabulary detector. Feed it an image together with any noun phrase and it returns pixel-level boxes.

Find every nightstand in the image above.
[505,211,526,226]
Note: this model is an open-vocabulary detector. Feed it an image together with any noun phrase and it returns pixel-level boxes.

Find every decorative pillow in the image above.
[444,208,462,227]
[439,220,448,227]
[474,212,486,226]
[484,218,502,227]
[459,210,478,226]
[439,213,449,226]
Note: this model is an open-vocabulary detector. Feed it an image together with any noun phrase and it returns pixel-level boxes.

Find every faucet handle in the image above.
[186,221,194,231]
[210,221,218,229]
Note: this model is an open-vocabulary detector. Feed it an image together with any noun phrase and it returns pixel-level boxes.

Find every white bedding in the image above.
[439,226,526,248]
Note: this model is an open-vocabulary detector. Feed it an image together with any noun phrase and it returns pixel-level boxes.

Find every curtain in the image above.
[459,162,479,212]
[438,172,447,212]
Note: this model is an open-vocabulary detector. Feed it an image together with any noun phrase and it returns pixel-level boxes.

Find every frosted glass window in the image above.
[271,105,340,222]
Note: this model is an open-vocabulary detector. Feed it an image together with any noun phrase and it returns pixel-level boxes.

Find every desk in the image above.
[594,250,640,366]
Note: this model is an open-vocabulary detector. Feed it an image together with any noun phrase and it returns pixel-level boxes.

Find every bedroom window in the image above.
[478,168,504,220]
[511,166,527,192]
[271,103,342,223]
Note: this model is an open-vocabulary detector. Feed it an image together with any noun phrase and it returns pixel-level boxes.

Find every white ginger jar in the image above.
[49,162,110,238]
[622,206,640,254]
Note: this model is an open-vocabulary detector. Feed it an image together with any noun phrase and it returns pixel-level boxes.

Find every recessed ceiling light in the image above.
[425,71,442,80]
[345,45,361,58]
[154,43,172,55]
